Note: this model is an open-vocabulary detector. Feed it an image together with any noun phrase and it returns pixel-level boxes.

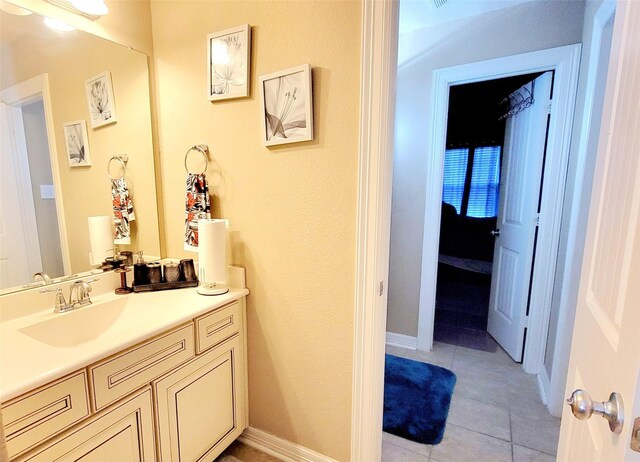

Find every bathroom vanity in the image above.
[0,267,248,461]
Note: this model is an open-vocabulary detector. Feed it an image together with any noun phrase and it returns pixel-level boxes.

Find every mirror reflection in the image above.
[0,9,160,293]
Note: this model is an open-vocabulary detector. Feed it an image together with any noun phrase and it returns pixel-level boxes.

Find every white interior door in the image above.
[487,72,552,361]
[0,102,41,288]
[557,1,640,460]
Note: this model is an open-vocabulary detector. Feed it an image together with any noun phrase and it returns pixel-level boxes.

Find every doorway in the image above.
[434,73,544,356]
[414,45,582,379]
[383,71,565,460]
[352,1,620,460]
[0,75,69,290]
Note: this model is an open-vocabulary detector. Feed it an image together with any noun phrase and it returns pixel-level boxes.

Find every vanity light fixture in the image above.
[71,0,108,16]
[43,0,108,20]
[43,16,76,31]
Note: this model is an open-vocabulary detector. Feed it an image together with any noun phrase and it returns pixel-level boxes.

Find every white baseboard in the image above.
[385,332,417,350]
[537,369,550,406]
[239,426,338,462]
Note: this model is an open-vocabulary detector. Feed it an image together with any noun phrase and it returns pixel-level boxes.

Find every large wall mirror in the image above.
[0,8,160,294]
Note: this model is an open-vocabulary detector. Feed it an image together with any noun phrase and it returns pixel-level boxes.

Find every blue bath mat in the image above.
[383,354,456,445]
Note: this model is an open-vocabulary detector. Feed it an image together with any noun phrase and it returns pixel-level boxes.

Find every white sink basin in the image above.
[19,298,128,347]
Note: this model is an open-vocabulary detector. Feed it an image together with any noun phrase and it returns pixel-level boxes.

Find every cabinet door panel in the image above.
[154,336,245,462]
[17,388,155,462]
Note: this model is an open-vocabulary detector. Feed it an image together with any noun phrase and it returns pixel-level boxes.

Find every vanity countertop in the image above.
[0,273,248,402]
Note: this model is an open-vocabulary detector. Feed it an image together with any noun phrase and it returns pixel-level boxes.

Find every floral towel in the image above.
[184,173,211,251]
[112,178,135,245]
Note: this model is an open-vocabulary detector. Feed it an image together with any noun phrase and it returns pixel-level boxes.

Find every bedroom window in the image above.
[442,145,501,218]
[442,148,468,214]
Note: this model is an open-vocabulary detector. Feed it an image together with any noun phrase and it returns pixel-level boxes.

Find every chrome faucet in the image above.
[33,272,52,285]
[41,278,98,313]
[41,288,69,313]
[69,280,93,308]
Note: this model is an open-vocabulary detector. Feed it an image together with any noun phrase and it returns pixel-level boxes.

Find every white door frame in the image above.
[416,45,582,376]
[350,1,398,460]
[1,74,71,275]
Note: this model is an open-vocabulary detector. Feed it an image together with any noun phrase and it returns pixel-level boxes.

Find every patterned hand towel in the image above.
[184,173,211,251]
[112,178,135,245]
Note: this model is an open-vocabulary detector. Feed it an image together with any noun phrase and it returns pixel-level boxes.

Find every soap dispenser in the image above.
[133,251,149,286]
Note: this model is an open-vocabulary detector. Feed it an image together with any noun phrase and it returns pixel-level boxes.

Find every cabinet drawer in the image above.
[89,324,195,411]
[195,300,242,353]
[3,371,90,459]
[15,387,155,462]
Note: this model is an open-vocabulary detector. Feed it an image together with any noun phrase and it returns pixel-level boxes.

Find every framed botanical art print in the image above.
[85,71,117,128]
[207,24,251,101]
[63,120,92,167]
[259,63,313,146]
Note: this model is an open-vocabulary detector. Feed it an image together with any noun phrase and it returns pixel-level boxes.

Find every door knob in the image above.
[490,229,500,237]
[566,389,624,434]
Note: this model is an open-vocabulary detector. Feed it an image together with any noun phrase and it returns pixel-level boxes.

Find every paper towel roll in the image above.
[88,216,113,266]
[198,219,228,284]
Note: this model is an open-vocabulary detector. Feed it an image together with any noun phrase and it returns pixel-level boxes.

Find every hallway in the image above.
[383,342,561,461]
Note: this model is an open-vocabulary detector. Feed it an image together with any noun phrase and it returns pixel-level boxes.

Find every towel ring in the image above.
[108,155,128,180]
[184,144,209,175]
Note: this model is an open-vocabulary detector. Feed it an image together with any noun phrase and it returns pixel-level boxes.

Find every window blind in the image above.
[468,146,501,218]
[442,148,468,213]
[441,146,501,218]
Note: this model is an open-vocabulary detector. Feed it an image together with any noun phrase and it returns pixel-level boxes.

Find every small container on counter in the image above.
[163,262,182,283]
[147,262,162,284]
[180,259,197,281]
[133,262,149,285]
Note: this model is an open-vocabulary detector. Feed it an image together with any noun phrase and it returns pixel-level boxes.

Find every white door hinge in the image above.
[379,281,384,296]
[535,214,541,227]
[546,101,552,114]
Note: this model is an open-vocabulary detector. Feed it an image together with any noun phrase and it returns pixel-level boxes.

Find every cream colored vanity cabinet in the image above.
[154,299,247,462]
[5,296,247,462]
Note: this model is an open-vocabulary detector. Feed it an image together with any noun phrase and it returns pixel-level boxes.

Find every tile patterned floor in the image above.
[383,342,561,462]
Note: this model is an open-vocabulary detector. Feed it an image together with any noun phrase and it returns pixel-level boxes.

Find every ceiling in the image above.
[399,0,537,34]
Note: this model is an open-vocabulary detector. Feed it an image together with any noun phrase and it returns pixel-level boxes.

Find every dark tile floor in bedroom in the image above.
[383,334,561,462]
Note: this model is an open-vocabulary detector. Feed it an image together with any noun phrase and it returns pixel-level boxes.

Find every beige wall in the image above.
[150,1,360,459]
[388,0,585,336]
[2,11,160,273]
